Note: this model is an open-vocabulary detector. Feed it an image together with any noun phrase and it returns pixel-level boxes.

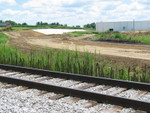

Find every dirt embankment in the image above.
[4,30,150,69]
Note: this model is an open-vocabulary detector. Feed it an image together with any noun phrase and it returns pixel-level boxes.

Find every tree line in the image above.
[0,20,96,29]
[36,21,71,27]
[36,21,96,29]
[0,20,27,26]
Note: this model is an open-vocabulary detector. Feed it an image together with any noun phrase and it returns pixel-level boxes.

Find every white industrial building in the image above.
[96,20,150,32]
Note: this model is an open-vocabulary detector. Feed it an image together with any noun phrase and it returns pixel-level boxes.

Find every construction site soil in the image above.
[4,30,150,69]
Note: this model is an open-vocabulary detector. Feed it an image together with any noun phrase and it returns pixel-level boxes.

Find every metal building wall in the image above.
[96,20,150,32]
[134,21,150,31]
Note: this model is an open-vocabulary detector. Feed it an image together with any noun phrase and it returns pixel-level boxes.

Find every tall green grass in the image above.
[94,32,150,44]
[0,46,150,83]
[128,35,150,44]
[68,31,100,37]
[70,31,150,44]
[0,32,150,83]
[0,32,9,45]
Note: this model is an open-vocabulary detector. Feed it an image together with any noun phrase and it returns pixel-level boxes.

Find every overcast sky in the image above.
[0,0,150,26]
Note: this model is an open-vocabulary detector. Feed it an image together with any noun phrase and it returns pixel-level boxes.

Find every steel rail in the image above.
[0,75,149,112]
[0,64,150,91]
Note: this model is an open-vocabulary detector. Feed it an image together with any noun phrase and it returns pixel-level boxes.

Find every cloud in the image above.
[0,0,150,26]
[22,0,89,8]
[0,0,16,5]
[0,9,39,24]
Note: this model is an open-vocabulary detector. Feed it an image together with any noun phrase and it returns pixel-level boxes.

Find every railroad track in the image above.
[0,64,149,113]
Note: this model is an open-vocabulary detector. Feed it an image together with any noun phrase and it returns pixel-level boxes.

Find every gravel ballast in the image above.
[0,70,149,112]
[1,70,150,102]
[0,82,137,113]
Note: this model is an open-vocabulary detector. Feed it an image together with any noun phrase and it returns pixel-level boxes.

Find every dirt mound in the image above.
[46,34,70,38]
[15,30,45,37]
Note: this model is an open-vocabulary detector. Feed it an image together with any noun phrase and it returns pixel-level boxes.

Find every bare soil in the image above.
[4,30,150,69]
[121,30,150,36]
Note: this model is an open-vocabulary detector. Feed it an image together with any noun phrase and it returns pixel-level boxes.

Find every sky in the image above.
[0,0,150,26]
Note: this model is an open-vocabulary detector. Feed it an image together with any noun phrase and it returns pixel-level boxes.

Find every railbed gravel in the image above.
[8,73,42,80]
[1,72,19,76]
[1,71,150,101]
[41,78,66,84]
[4,72,82,88]
[17,76,38,81]
[116,89,139,98]
[0,82,137,113]
[85,85,106,91]
[138,92,150,102]
[70,82,90,89]
[43,79,80,87]
[96,87,119,94]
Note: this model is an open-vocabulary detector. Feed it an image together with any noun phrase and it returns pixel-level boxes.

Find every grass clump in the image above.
[69,31,101,37]
[128,35,150,44]
[93,31,150,44]
[94,32,126,40]
[0,32,9,45]
[70,33,83,37]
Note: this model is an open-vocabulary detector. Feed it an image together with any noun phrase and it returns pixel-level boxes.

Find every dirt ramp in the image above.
[16,30,45,37]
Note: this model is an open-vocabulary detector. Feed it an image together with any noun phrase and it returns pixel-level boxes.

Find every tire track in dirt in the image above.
[27,38,150,61]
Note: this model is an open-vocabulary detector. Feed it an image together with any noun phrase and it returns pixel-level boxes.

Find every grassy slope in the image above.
[0,31,150,83]
[129,35,150,44]
[0,32,9,45]
[68,31,99,37]
[93,32,150,44]
[69,31,150,44]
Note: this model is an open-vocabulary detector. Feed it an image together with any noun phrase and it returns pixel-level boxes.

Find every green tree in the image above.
[5,20,17,26]
[84,22,96,29]
[36,22,41,25]
[22,22,28,26]
[76,25,80,28]
[0,20,3,23]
